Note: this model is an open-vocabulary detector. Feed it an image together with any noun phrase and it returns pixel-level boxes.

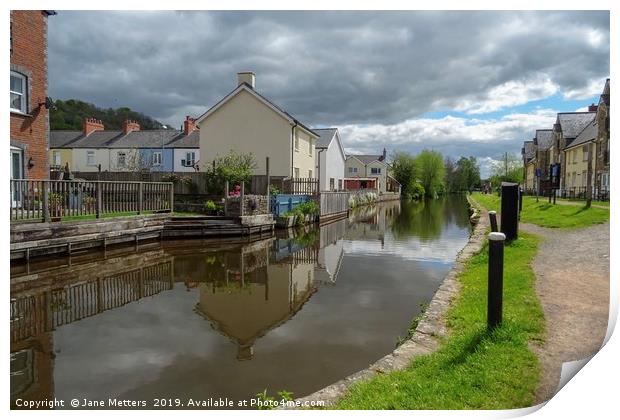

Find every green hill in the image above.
[50,99,168,131]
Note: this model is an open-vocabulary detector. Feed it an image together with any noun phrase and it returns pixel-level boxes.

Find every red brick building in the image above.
[10,10,55,180]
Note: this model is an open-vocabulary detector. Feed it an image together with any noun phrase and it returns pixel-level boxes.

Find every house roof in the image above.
[523,141,536,161]
[111,130,180,148]
[195,83,318,138]
[50,131,83,148]
[166,131,200,148]
[50,129,200,149]
[566,120,596,149]
[556,112,596,139]
[347,154,384,165]
[535,129,554,150]
[313,128,338,148]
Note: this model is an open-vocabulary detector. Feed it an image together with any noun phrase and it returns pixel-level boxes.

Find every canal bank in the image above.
[290,195,489,407]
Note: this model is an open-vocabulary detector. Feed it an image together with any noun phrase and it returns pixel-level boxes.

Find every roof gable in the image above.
[196,83,318,138]
[565,120,596,149]
[556,112,596,139]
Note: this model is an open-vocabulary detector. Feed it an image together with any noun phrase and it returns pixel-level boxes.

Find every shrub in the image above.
[203,200,217,212]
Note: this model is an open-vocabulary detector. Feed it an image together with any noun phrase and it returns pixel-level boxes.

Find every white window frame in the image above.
[152,151,162,166]
[294,167,300,178]
[53,151,61,166]
[117,151,127,167]
[86,151,96,166]
[308,169,313,178]
[10,71,27,114]
[184,151,195,167]
[294,137,300,152]
[371,167,381,175]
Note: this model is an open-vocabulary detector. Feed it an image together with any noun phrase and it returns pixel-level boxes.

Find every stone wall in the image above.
[226,194,269,217]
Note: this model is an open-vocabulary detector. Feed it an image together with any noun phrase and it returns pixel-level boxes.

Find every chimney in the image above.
[122,119,140,134]
[183,115,197,135]
[237,71,255,89]
[83,118,104,136]
[381,147,387,161]
[588,103,598,112]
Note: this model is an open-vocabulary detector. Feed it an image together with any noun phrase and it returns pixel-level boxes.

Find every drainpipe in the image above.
[291,121,298,178]
[317,147,326,191]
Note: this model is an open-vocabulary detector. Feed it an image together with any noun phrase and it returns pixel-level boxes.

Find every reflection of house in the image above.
[196,72,319,178]
[11,332,54,409]
[194,249,316,360]
[314,219,346,284]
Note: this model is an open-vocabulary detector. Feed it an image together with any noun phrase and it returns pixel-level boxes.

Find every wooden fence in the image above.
[319,192,350,218]
[282,177,319,195]
[10,179,173,222]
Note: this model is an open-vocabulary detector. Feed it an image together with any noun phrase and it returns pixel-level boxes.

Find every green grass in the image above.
[556,197,610,208]
[59,210,165,222]
[472,192,609,229]
[335,233,544,409]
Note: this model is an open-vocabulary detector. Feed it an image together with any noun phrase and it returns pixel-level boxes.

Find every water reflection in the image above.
[10,197,471,408]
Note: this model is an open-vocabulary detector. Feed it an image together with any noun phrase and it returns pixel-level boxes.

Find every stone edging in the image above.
[290,195,489,408]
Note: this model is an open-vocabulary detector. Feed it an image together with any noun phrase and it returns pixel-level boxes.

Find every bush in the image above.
[269,185,280,196]
[296,200,319,215]
[408,182,425,200]
[203,200,217,212]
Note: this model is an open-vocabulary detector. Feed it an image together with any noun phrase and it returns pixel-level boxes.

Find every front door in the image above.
[10,148,23,207]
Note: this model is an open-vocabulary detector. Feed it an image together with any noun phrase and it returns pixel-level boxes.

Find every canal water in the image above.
[10,196,472,409]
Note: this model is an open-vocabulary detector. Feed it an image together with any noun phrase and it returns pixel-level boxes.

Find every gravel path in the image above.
[521,222,610,404]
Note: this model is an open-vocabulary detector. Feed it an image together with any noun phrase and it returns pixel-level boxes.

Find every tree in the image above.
[391,151,424,199]
[415,149,445,197]
[455,156,481,192]
[489,153,523,189]
[204,150,256,194]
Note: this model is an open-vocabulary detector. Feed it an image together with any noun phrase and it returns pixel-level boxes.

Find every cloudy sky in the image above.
[48,11,609,177]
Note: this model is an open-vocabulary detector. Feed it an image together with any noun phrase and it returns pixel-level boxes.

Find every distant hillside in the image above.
[50,99,167,131]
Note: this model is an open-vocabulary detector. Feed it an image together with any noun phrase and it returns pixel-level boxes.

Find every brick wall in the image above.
[10,11,52,180]
[226,195,269,217]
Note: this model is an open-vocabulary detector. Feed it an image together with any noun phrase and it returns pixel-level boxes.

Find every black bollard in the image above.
[489,210,498,232]
[518,188,523,215]
[553,190,556,205]
[487,232,505,330]
[500,182,519,241]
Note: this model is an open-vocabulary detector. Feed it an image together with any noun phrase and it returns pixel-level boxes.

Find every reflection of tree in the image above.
[391,198,445,241]
[441,194,472,230]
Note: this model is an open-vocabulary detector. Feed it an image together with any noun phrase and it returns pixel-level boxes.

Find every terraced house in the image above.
[10,10,56,181]
[522,79,610,200]
[49,116,200,172]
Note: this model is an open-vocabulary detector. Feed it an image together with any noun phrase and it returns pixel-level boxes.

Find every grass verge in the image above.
[471,192,609,229]
[335,232,543,409]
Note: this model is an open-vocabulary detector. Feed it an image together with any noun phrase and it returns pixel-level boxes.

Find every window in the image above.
[294,137,299,151]
[53,151,61,166]
[308,169,313,178]
[152,151,162,166]
[371,167,381,175]
[582,146,588,162]
[294,167,300,178]
[117,152,126,167]
[330,178,335,190]
[338,179,343,190]
[10,71,27,113]
[184,151,196,167]
[348,167,358,173]
[87,151,95,166]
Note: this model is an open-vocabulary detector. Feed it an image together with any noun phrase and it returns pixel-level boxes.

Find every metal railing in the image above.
[10,179,174,222]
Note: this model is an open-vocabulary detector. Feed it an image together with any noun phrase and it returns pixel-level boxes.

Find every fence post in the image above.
[240,182,245,217]
[168,183,174,213]
[224,180,229,216]
[96,182,102,219]
[138,182,144,214]
[487,232,505,330]
[42,181,50,223]
[489,210,498,232]
[266,156,271,196]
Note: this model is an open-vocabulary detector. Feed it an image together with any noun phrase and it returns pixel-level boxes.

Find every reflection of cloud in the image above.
[343,224,469,264]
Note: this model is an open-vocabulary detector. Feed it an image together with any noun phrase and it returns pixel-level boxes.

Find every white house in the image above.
[313,128,346,191]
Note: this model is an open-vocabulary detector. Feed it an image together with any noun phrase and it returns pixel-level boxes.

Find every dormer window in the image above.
[10,71,27,114]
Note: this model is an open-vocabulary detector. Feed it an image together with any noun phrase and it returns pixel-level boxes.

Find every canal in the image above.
[10,196,472,409]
